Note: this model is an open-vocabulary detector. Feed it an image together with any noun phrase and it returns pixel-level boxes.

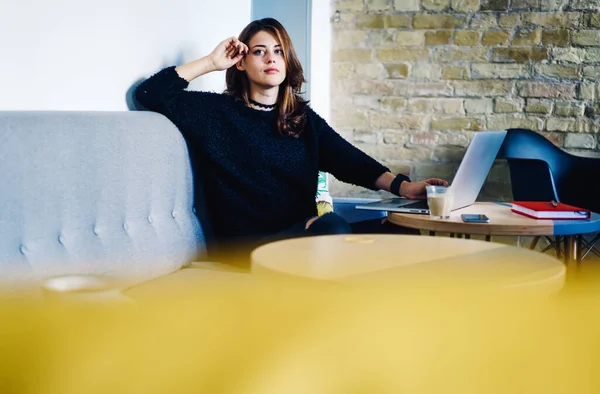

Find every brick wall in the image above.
[330,0,600,200]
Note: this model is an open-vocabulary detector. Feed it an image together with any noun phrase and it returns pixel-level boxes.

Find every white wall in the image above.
[310,0,332,121]
[0,0,251,110]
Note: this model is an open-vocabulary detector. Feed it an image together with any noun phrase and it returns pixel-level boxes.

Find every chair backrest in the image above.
[500,128,600,213]
[0,111,206,284]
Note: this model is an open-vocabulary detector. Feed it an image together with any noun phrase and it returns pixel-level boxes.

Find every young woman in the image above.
[135,18,447,258]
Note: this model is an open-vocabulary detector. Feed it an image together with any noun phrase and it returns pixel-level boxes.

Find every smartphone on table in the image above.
[461,214,490,223]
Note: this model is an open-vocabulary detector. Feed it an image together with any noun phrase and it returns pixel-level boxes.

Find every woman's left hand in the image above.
[400,178,448,200]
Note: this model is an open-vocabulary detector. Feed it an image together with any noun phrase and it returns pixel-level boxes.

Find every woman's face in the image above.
[237,30,287,91]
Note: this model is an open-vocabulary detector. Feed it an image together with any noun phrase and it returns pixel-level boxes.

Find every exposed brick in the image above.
[406,98,464,114]
[480,0,509,11]
[437,131,471,147]
[512,0,539,9]
[371,114,427,130]
[425,30,452,45]
[332,11,357,30]
[367,30,395,46]
[590,13,600,28]
[525,98,554,114]
[334,30,369,48]
[470,13,498,29]
[512,27,542,45]
[453,30,481,46]
[413,13,468,29]
[539,0,569,11]
[538,131,565,146]
[380,97,407,113]
[353,95,381,110]
[354,129,380,144]
[551,47,586,62]
[381,130,409,145]
[493,47,549,62]
[579,83,599,100]
[451,0,480,11]
[482,30,511,46]
[333,79,396,95]
[394,31,426,46]
[385,64,410,79]
[376,48,430,62]
[533,64,580,79]
[331,110,369,128]
[433,48,489,62]
[431,117,484,131]
[394,0,420,11]
[464,98,494,114]
[332,63,355,79]
[564,133,597,149]
[518,82,576,98]
[585,102,600,117]
[554,101,585,117]
[442,66,469,79]
[522,12,580,28]
[572,30,600,47]
[471,64,529,79]
[335,0,365,12]
[409,130,438,145]
[366,0,392,11]
[495,98,524,113]
[422,0,452,11]
[356,14,411,29]
[431,145,469,162]
[407,82,454,96]
[332,49,373,62]
[355,63,388,79]
[583,66,600,80]
[542,29,570,46]
[410,64,442,80]
[547,118,591,132]
[499,14,521,28]
[487,115,544,131]
[570,0,600,10]
[453,80,514,96]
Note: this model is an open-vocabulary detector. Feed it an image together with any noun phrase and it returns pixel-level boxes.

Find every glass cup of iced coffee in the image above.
[426,185,453,219]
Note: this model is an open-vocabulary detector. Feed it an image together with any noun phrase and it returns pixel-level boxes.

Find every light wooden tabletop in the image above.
[251,234,565,291]
[388,202,555,236]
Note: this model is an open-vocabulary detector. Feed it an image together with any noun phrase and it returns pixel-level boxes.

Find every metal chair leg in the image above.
[529,236,540,250]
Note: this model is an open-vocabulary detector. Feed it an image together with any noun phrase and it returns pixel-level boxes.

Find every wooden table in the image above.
[251,234,565,294]
[387,202,600,267]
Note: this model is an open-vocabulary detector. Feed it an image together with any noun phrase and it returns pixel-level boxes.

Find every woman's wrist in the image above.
[390,173,411,197]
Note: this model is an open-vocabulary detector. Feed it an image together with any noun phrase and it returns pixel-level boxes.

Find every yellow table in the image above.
[251,234,565,294]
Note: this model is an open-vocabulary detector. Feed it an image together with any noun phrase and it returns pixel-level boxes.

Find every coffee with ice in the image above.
[426,186,453,219]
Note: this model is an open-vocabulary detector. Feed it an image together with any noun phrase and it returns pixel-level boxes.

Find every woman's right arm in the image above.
[175,37,248,81]
[135,37,249,114]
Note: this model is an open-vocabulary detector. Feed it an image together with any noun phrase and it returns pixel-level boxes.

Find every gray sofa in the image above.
[0,111,383,287]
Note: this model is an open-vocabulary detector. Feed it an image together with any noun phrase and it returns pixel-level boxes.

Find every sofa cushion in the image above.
[0,111,205,284]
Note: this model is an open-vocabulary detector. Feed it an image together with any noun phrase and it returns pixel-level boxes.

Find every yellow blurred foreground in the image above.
[1,269,600,394]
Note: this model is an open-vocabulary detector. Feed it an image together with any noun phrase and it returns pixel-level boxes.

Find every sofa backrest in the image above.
[0,111,205,284]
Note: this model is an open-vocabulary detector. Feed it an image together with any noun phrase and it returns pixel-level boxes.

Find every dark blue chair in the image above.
[499,128,600,259]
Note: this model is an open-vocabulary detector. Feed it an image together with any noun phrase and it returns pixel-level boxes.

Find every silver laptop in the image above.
[355,130,507,214]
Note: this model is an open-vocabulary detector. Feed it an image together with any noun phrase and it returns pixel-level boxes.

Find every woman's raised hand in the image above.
[208,37,249,71]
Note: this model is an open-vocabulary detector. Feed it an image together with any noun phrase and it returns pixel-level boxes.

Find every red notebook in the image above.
[511,201,591,220]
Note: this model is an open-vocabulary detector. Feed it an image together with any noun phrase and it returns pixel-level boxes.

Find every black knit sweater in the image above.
[135,67,389,242]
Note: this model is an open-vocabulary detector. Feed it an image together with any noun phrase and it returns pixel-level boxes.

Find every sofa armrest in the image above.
[332,197,386,223]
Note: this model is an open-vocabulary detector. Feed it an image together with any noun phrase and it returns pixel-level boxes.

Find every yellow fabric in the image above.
[1,273,600,394]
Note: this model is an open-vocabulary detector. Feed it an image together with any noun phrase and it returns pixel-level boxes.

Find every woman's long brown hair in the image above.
[225,18,308,137]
